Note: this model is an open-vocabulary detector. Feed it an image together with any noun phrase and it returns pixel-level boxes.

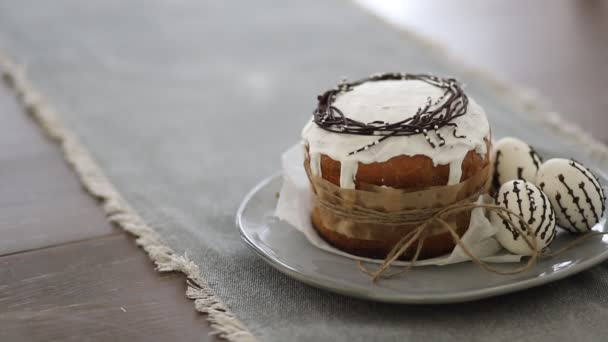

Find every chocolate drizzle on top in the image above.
[497,189,520,240]
[525,183,536,225]
[539,181,557,239]
[570,160,606,214]
[537,188,548,236]
[554,191,578,233]
[492,150,502,190]
[529,147,542,170]
[513,181,524,219]
[496,181,556,245]
[313,73,469,155]
[558,173,591,231]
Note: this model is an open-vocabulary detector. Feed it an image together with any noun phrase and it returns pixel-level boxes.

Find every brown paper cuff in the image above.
[304,152,490,241]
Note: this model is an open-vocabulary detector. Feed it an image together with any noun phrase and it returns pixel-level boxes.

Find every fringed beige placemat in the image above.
[0,55,256,342]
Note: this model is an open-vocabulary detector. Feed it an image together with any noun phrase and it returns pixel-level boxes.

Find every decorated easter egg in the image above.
[490,180,556,255]
[492,137,542,188]
[536,158,606,233]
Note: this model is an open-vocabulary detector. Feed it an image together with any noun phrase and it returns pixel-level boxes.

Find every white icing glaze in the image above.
[493,137,541,186]
[535,158,606,233]
[448,154,465,185]
[339,160,358,189]
[309,152,322,177]
[302,79,490,188]
[490,180,556,255]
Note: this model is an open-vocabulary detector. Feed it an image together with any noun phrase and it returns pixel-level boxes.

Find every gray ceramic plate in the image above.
[237,173,608,304]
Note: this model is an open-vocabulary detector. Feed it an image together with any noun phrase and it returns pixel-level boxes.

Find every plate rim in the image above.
[236,173,608,304]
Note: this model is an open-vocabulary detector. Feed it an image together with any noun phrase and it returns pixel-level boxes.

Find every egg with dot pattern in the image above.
[490,180,556,255]
[535,158,606,233]
[492,137,542,189]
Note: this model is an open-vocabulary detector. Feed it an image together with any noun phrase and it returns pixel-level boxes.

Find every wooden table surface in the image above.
[1,1,606,341]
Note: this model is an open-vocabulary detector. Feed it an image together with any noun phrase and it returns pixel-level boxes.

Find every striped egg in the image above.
[536,158,606,233]
[490,180,556,255]
[492,137,542,189]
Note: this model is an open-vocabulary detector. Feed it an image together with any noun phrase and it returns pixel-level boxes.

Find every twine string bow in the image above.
[355,203,540,281]
[315,192,606,281]
[305,154,605,281]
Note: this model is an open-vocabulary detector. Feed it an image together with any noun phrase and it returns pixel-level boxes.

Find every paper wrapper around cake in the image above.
[305,151,492,260]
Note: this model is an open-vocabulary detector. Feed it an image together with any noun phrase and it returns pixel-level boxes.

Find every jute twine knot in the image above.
[315,193,605,282]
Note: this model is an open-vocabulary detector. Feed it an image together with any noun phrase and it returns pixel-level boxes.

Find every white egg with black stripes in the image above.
[490,180,557,255]
[536,158,606,233]
[492,137,542,187]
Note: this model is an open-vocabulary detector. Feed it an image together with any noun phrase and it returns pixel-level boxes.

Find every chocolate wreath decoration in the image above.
[313,72,469,155]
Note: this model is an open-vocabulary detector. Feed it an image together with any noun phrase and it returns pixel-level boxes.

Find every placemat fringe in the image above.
[0,52,257,342]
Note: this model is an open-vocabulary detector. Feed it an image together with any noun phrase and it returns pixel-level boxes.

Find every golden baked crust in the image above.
[320,139,491,190]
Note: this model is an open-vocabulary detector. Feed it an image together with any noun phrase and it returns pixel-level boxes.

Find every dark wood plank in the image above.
[0,82,117,256]
[359,0,608,142]
[0,235,215,342]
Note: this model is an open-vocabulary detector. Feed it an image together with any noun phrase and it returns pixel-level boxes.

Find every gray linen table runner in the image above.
[1,0,608,341]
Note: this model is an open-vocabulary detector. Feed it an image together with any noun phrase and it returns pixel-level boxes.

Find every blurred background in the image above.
[358,0,608,142]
